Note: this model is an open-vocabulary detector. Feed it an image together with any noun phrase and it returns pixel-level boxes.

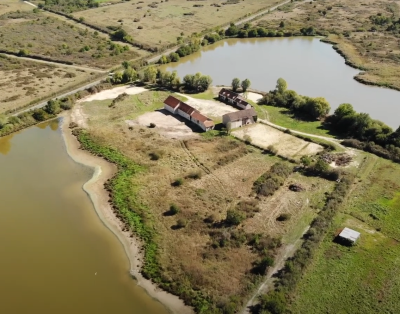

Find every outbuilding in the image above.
[338,227,360,245]
[222,108,257,130]
[164,95,182,114]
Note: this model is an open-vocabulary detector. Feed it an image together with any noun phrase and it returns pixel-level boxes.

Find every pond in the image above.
[160,37,400,129]
[0,120,168,314]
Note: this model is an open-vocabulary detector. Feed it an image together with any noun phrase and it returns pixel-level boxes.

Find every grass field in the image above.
[0,54,93,113]
[256,0,400,90]
[289,154,400,313]
[73,0,281,50]
[78,89,333,312]
[0,11,141,68]
[0,0,32,15]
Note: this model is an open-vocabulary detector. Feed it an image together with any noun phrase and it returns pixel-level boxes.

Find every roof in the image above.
[219,88,238,100]
[222,108,257,122]
[235,97,251,108]
[203,120,215,128]
[177,101,197,115]
[339,227,360,242]
[191,111,214,127]
[164,95,181,109]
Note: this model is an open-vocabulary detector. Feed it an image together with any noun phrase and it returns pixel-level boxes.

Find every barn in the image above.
[222,108,258,130]
[163,96,214,131]
[337,227,360,245]
[219,88,252,109]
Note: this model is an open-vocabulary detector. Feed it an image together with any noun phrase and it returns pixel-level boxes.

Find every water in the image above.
[0,120,168,314]
[161,37,400,129]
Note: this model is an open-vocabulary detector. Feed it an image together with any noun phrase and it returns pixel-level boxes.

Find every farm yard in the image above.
[289,155,400,313]
[73,0,281,50]
[73,86,336,312]
[0,11,141,68]
[0,54,93,113]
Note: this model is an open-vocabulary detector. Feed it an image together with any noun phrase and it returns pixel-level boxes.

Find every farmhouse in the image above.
[338,227,360,245]
[163,96,215,131]
[219,88,252,110]
[222,108,258,130]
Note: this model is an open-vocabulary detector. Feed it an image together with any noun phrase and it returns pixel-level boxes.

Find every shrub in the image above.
[254,162,292,196]
[149,122,156,128]
[186,170,202,179]
[267,144,278,155]
[172,178,184,186]
[277,213,291,221]
[176,218,187,228]
[243,135,252,144]
[225,209,246,226]
[169,203,180,215]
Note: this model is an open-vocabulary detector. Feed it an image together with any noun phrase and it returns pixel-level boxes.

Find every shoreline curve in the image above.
[60,112,193,314]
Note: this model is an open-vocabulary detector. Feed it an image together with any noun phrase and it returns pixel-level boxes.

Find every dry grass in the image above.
[0,0,32,15]
[74,0,281,50]
[0,11,141,68]
[79,88,335,309]
[256,0,400,89]
[231,123,323,160]
[0,54,92,113]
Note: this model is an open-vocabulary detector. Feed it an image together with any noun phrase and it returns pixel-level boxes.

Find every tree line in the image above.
[108,62,212,92]
[258,78,331,120]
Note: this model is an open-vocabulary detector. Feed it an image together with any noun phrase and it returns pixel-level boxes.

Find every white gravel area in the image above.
[79,85,147,102]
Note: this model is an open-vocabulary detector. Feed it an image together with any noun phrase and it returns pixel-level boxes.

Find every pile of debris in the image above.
[289,184,304,192]
[321,153,352,167]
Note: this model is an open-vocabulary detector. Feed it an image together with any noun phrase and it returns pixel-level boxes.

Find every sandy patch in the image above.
[240,92,263,103]
[61,109,193,314]
[126,110,198,139]
[232,123,323,158]
[177,93,238,118]
[79,85,147,103]
[70,104,88,128]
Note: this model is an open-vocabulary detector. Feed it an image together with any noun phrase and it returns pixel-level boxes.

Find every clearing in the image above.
[0,0,32,15]
[73,0,282,50]
[231,123,323,159]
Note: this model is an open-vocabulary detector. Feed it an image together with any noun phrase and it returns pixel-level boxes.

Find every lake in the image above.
[160,37,400,129]
[0,120,168,314]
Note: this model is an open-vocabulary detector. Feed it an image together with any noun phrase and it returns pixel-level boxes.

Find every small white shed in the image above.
[338,227,360,244]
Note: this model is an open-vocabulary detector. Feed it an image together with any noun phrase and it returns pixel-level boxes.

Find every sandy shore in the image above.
[61,112,193,314]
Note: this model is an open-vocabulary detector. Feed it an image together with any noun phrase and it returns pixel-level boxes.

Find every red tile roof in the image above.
[164,95,181,109]
[177,102,197,115]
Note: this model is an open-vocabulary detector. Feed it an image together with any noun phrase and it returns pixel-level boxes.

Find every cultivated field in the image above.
[0,11,141,68]
[77,88,333,312]
[0,54,93,113]
[289,154,400,313]
[0,0,32,15]
[256,0,400,89]
[232,123,323,159]
[73,0,281,50]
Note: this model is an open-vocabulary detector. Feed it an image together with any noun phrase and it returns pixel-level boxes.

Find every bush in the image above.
[267,144,278,155]
[149,122,156,128]
[186,170,202,179]
[172,178,184,186]
[277,213,291,221]
[243,135,252,144]
[254,162,292,196]
[176,218,187,228]
[225,209,246,226]
[169,203,180,215]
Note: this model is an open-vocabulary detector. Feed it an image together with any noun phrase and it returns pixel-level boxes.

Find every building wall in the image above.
[164,104,177,114]
[177,109,191,120]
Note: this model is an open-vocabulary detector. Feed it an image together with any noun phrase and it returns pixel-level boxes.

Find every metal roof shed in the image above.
[338,227,360,244]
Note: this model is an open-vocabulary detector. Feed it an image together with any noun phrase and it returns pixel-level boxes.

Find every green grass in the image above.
[264,105,334,138]
[189,90,216,100]
[289,157,400,313]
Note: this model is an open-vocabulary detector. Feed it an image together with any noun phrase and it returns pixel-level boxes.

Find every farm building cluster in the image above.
[163,88,258,132]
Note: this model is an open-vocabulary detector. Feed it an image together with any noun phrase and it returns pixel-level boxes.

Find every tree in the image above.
[112,28,128,41]
[334,103,355,120]
[257,27,268,37]
[248,28,258,37]
[183,74,195,89]
[143,66,157,83]
[123,67,137,82]
[259,291,286,314]
[32,109,47,121]
[169,52,180,62]
[44,99,60,115]
[305,97,331,119]
[112,71,123,84]
[197,75,212,91]
[276,78,287,94]
[0,115,8,129]
[225,209,245,226]
[279,21,285,28]
[121,60,130,69]
[238,29,248,38]
[232,78,240,92]
[225,23,239,36]
[241,78,251,92]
